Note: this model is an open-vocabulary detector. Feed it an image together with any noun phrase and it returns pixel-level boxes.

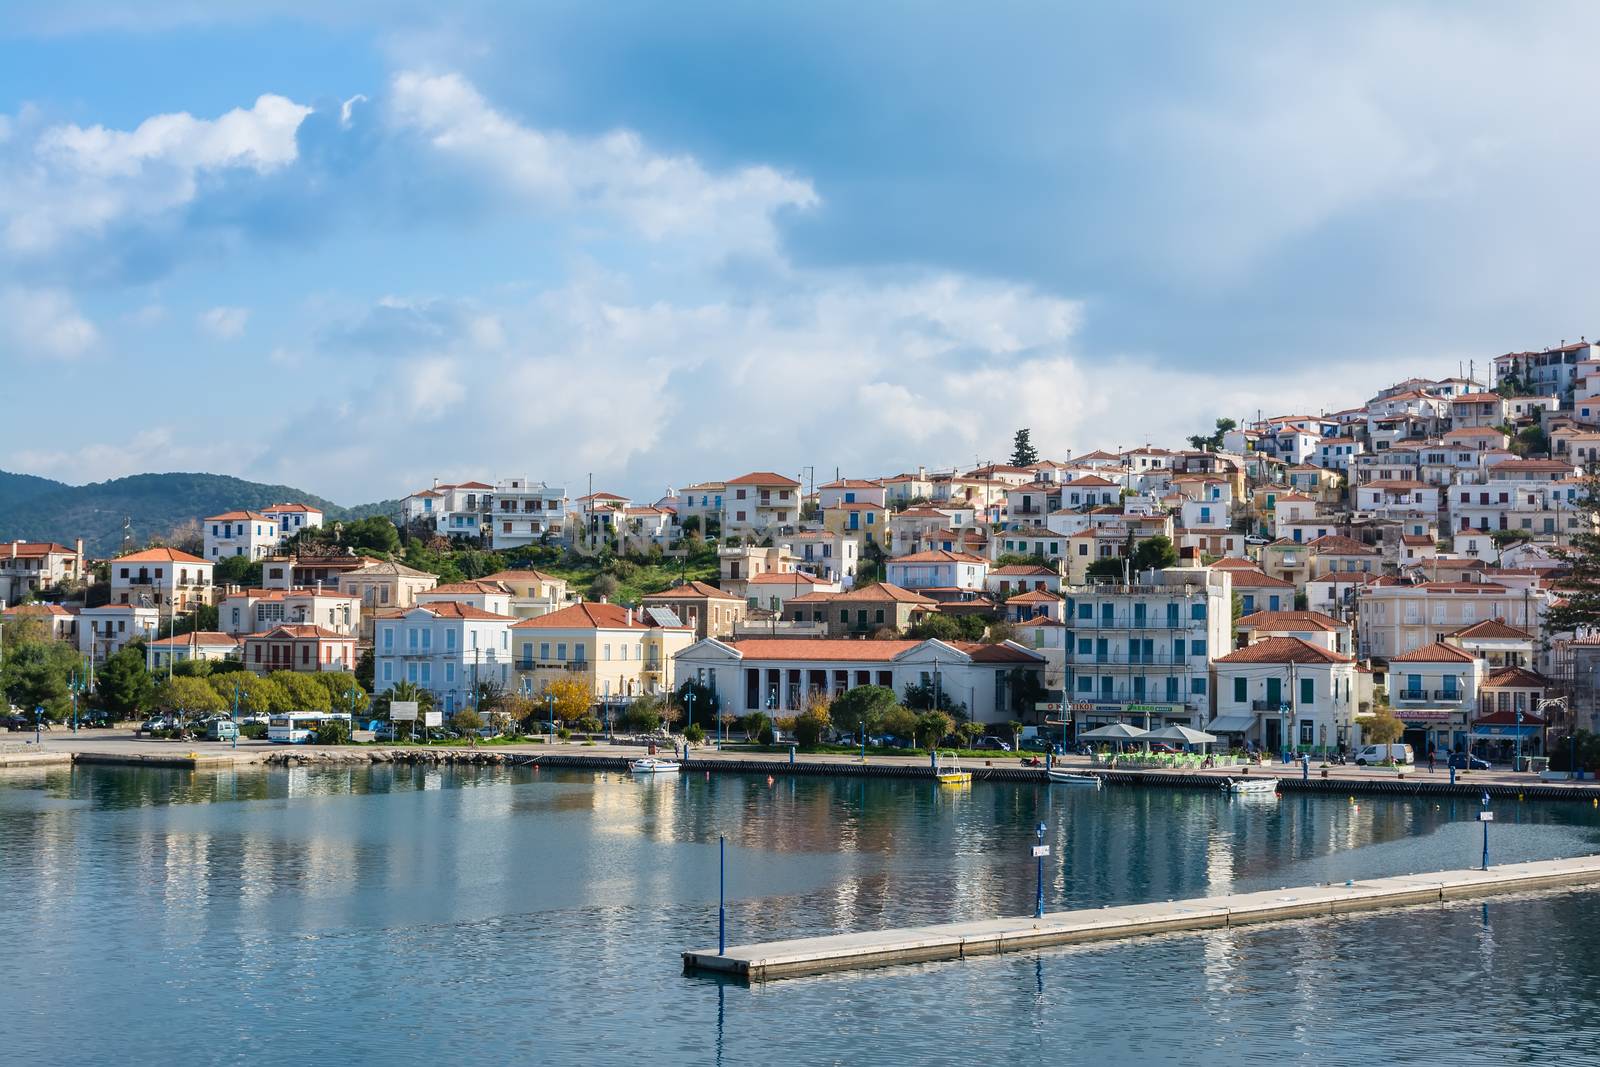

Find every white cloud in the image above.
[0,93,311,255]
[12,426,224,483]
[0,286,98,359]
[387,71,818,258]
[198,305,249,340]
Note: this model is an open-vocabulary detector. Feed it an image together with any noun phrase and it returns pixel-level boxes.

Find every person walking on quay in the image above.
[1427,748,1436,774]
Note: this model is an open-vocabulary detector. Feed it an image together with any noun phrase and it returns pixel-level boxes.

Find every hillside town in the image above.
[7,343,1600,764]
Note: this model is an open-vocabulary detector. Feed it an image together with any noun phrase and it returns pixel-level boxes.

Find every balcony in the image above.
[1252,700,1290,712]
[1068,652,1197,668]
[513,659,591,672]
[1068,615,1187,630]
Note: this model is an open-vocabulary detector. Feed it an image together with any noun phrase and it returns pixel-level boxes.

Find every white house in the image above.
[77,604,160,660]
[489,477,568,550]
[372,601,517,714]
[1387,640,1486,755]
[886,550,989,592]
[816,479,888,510]
[673,636,1048,725]
[261,502,324,538]
[109,548,213,612]
[1210,637,1357,755]
[204,510,280,561]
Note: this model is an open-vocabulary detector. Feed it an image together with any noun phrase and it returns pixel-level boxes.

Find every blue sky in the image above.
[3,2,1598,504]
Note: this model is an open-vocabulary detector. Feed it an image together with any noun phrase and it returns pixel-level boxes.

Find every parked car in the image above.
[205,719,239,741]
[1445,752,1490,770]
[975,736,1012,751]
[1353,743,1414,766]
[3,712,35,732]
[79,710,115,728]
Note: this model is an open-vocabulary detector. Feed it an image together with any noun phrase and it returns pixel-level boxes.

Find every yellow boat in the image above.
[932,751,972,786]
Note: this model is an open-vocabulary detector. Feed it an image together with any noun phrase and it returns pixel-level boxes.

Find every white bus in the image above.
[267,711,352,744]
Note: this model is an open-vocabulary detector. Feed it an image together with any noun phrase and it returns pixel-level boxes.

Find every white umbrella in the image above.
[1079,723,1150,741]
[1144,725,1219,746]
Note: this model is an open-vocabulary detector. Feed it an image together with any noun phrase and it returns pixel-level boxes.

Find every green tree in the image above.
[1085,556,1127,580]
[1,637,78,720]
[95,646,155,718]
[914,710,954,749]
[881,704,918,742]
[154,675,228,716]
[674,679,718,730]
[906,614,961,641]
[1010,428,1039,466]
[954,721,983,748]
[794,701,832,747]
[829,685,898,737]
[342,516,401,556]
[269,671,333,711]
[1186,417,1237,452]
[1007,720,1024,750]
[1548,465,1600,640]
[209,673,291,715]
[739,711,771,740]
[1130,535,1179,573]
[620,694,665,734]
[315,671,369,716]
[371,679,433,718]
[589,573,621,601]
[214,555,263,588]
[1363,713,1405,745]
[902,679,965,715]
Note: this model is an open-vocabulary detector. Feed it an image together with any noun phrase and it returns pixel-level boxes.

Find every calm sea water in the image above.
[3,765,1600,1066]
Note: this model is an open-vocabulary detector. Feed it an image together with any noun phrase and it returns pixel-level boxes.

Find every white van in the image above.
[1353,743,1413,766]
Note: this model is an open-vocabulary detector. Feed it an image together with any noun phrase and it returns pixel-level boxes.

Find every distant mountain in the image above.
[0,470,401,556]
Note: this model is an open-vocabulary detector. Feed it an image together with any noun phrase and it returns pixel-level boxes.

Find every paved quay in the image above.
[4,732,1599,799]
[684,854,1600,981]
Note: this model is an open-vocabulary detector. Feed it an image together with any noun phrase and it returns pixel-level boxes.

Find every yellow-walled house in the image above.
[510,601,694,703]
[822,501,890,548]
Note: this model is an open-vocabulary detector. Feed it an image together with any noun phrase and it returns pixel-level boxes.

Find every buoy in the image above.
[767,775,774,786]
[705,771,710,780]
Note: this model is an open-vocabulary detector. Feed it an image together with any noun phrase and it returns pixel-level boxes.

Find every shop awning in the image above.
[1471,725,1542,738]
[1205,713,1256,733]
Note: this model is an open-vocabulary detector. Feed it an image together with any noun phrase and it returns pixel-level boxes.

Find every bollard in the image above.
[788,744,796,765]
[1450,766,1457,786]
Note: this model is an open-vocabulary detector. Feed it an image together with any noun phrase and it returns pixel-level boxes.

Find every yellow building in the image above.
[822,501,890,548]
[509,601,694,702]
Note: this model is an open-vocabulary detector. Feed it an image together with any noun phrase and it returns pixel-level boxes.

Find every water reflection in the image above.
[3,766,1600,1066]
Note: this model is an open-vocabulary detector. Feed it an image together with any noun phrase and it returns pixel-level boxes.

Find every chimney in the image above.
[8,542,15,560]
[626,607,633,626]
[600,595,608,604]
[74,538,84,571]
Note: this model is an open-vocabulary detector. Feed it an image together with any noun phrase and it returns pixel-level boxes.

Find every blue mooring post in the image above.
[1450,764,1457,786]
[1035,821,1046,919]
[788,744,795,765]
[1301,754,1309,781]
[718,834,727,954]
[1481,792,1491,871]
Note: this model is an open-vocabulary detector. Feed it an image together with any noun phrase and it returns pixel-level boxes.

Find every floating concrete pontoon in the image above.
[683,854,1600,981]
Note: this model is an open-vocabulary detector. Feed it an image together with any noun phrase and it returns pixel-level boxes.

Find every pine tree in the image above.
[1010,428,1039,466]
[1547,464,1600,636]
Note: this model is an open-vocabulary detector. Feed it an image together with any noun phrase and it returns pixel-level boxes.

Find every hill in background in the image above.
[0,470,400,556]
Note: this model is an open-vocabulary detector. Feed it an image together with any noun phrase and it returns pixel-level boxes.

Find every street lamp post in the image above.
[713,694,722,751]
[1479,792,1492,871]
[1034,821,1048,919]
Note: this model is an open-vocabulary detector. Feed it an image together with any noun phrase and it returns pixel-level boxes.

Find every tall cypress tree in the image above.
[1010,428,1039,466]
[1547,463,1600,636]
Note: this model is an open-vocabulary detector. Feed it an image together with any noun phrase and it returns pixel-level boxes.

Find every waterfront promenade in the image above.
[4,730,1597,798]
[684,854,1600,981]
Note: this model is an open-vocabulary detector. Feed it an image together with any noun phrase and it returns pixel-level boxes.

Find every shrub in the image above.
[452,708,485,735]
[313,718,351,746]
[685,723,706,744]
[240,723,268,740]
[576,714,603,734]
[794,700,831,747]
[557,726,571,740]
[758,723,776,745]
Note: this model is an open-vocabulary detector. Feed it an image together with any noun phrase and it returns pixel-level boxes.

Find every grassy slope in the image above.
[534,557,720,603]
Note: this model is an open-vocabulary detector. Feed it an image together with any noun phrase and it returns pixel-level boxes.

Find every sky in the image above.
[3,2,1598,505]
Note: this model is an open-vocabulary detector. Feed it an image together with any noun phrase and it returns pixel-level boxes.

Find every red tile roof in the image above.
[2,541,76,557]
[727,471,801,486]
[834,582,936,605]
[1214,637,1352,664]
[893,550,987,564]
[642,580,742,601]
[117,547,210,564]
[1236,610,1345,632]
[1389,641,1477,663]
[204,510,275,522]
[410,601,517,621]
[722,637,1040,663]
[511,601,686,630]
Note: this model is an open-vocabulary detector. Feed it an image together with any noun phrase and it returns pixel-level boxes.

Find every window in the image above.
[1190,640,1206,658]
[1190,604,1205,620]
[1300,677,1314,705]
[1190,677,1206,695]
[1233,677,1247,703]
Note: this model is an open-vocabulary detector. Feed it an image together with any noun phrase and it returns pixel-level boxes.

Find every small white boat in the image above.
[629,757,681,775]
[1223,776,1278,795]
[1047,768,1103,788]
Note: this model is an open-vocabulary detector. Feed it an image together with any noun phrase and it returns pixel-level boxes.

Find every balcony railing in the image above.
[1395,688,1464,703]
[1068,653,1199,667]
[1066,616,1188,630]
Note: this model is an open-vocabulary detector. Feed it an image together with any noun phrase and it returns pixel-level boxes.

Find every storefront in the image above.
[1071,701,1196,740]
[1471,708,1545,762]
[1398,708,1467,756]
